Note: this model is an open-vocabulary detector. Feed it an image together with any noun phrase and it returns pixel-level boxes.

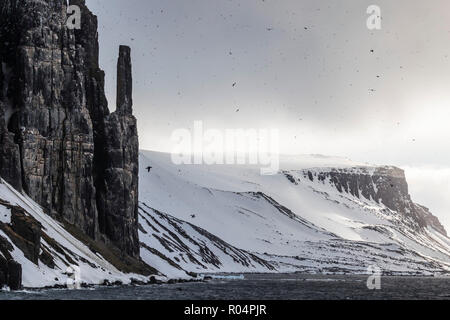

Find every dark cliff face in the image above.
[0,0,140,257]
[100,46,140,257]
[304,166,447,236]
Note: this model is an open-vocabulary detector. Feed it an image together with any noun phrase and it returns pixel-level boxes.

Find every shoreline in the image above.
[3,271,449,292]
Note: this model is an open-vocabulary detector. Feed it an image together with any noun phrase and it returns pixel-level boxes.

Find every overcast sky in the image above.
[86,0,450,230]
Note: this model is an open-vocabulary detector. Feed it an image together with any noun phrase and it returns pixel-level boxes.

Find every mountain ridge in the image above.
[136,150,450,276]
[1,150,449,288]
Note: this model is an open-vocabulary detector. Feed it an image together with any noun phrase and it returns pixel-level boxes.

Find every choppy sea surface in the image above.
[1,274,449,300]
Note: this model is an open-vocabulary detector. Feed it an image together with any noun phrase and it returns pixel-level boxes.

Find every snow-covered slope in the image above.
[0,178,149,288]
[139,150,450,275]
[138,203,275,278]
[3,149,449,288]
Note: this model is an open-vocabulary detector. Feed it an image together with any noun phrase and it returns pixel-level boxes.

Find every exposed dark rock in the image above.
[97,45,139,257]
[10,206,42,264]
[130,278,146,286]
[39,248,56,269]
[0,0,141,262]
[7,260,21,290]
[307,166,447,236]
[0,235,13,259]
[0,235,21,290]
[116,46,133,114]
[0,205,43,267]
[0,236,12,287]
[0,258,6,287]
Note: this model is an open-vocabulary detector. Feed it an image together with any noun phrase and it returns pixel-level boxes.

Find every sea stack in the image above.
[100,45,140,257]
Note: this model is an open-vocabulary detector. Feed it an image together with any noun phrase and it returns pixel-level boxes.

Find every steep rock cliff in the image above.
[100,46,139,257]
[0,0,140,258]
[303,166,447,236]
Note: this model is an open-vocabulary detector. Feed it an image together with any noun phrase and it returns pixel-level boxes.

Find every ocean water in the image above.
[1,274,449,300]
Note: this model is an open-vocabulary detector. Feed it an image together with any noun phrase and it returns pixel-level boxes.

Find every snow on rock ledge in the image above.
[0,178,150,289]
[298,166,447,236]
